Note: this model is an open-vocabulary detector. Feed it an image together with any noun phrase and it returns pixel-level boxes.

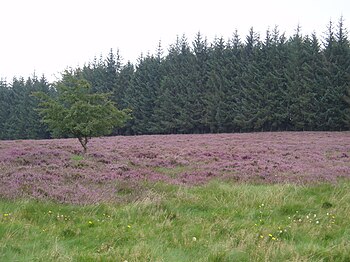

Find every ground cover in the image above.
[0,132,349,204]
[0,132,349,261]
[0,181,350,261]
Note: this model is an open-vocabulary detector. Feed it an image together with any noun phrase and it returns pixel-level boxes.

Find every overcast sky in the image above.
[0,0,349,81]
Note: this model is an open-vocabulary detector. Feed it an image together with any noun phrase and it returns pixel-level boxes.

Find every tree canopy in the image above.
[0,17,349,139]
[33,72,130,152]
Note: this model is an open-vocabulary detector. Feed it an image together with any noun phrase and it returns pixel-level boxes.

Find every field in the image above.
[0,132,350,261]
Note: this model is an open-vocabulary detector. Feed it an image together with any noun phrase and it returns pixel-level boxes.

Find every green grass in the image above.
[70,154,84,162]
[1,180,350,261]
[153,165,194,178]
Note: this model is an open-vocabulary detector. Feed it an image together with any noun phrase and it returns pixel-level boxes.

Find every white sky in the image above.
[0,0,349,81]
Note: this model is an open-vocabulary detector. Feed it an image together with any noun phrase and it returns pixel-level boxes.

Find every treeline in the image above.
[0,76,52,139]
[0,18,349,139]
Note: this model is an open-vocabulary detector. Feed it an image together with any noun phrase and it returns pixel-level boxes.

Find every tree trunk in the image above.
[78,136,88,154]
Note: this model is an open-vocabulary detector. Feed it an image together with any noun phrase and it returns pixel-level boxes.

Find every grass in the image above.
[1,180,350,261]
[153,165,194,178]
[70,154,84,162]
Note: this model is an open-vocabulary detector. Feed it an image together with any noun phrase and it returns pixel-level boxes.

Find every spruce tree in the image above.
[322,17,350,130]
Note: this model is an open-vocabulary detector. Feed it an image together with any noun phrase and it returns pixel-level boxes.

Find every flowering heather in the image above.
[0,132,349,204]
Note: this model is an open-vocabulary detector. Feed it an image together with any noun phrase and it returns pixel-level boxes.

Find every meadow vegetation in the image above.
[1,181,350,261]
[0,132,350,261]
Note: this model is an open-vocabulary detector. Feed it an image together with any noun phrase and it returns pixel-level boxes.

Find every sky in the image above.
[0,0,349,82]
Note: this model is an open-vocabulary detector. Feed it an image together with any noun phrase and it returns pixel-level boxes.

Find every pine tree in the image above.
[322,17,350,130]
[1,19,349,137]
[155,35,195,133]
[124,53,162,134]
[0,79,10,139]
[205,36,238,132]
[343,87,350,128]
[285,25,310,130]
[30,75,52,138]
[234,28,263,131]
[4,77,26,139]
[191,32,210,133]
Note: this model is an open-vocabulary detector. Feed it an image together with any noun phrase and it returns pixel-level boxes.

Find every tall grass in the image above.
[1,180,350,261]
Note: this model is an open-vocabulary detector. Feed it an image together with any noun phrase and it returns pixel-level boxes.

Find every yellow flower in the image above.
[88,221,93,225]
[268,234,273,237]
[127,225,131,228]
[259,235,264,239]
[272,237,276,240]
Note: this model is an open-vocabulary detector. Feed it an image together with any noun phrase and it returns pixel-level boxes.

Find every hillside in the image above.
[1,132,349,204]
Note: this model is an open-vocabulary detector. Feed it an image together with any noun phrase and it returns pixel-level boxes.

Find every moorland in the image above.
[0,132,350,261]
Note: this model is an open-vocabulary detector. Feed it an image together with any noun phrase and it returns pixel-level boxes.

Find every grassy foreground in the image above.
[1,180,350,261]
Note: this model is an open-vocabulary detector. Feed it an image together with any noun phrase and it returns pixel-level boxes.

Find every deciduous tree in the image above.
[34,73,131,153]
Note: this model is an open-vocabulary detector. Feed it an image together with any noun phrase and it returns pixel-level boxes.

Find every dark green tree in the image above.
[0,79,10,139]
[343,87,350,127]
[1,19,349,137]
[3,77,26,139]
[156,35,200,133]
[124,53,162,134]
[322,17,350,130]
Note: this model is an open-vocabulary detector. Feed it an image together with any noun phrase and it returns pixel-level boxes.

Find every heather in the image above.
[1,132,350,261]
[0,132,349,204]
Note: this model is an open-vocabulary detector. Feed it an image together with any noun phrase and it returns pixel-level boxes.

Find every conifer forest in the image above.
[0,18,349,140]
